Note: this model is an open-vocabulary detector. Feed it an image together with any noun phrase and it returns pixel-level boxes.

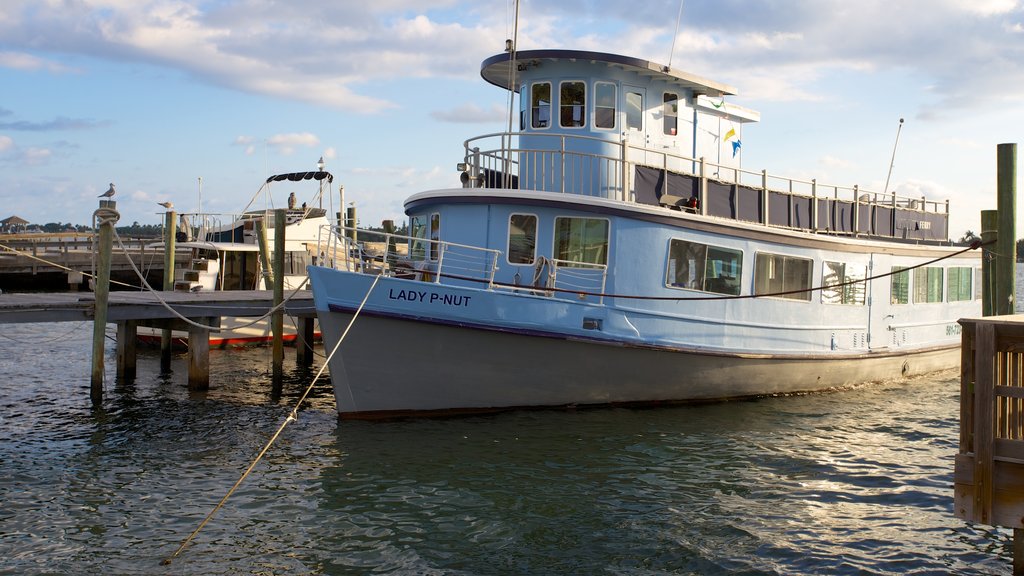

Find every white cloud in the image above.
[0,135,13,152]
[431,102,507,123]
[266,132,320,156]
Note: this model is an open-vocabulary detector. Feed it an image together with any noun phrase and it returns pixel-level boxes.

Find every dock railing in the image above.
[462,131,950,242]
[955,317,1024,528]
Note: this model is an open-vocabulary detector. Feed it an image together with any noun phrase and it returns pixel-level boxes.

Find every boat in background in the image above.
[308,48,981,418]
[139,169,335,348]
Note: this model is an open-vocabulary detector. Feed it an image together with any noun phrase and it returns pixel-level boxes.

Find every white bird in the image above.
[157,201,173,209]
[98,183,116,198]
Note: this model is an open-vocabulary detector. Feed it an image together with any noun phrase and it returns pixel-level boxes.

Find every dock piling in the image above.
[272,209,285,385]
[161,209,176,372]
[90,197,118,406]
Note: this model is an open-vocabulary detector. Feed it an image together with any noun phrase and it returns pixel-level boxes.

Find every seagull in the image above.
[157,201,174,209]
[98,183,116,198]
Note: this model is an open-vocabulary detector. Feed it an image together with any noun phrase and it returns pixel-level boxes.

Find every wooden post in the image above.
[90,198,117,406]
[116,320,137,381]
[272,209,286,384]
[187,317,213,391]
[255,217,273,290]
[161,210,176,372]
[296,316,315,368]
[996,143,1017,316]
[982,210,998,318]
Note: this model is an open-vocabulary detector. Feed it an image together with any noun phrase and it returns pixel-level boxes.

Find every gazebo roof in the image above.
[1,215,28,225]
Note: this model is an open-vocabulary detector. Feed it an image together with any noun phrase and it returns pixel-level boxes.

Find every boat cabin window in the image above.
[531,82,551,129]
[560,81,586,128]
[285,251,308,276]
[519,83,527,130]
[625,91,643,131]
[429,213,441,261]
[891,267,910,304]
[913,267,943,303]
[507,214,537,265]
[821,261,866,305]
[554,217,609,266]
[666,239,742,295]
[947,266,973,302]
[754,253,812,301]
[594,82,616,130]
[663,93,679,136]
[409,215,428,261]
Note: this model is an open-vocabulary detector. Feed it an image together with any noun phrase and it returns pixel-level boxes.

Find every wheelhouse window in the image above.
[560,81,586,128]
[754,253,812,301]
[429,213,440,261]
[821,261,867,305]
[666,239,742,295]
[531,82,551,128]
[594,82,616,129]
[947,266,973,302]
[554,217,608,266]
[891,267,910,304]
[507,214,537,265]
[913,267,943,303]
[409,215,427,261]
[663,92,679,136]
[626,91,643,131]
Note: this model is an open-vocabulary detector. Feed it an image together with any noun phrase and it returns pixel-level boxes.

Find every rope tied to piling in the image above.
[161,273,382,566]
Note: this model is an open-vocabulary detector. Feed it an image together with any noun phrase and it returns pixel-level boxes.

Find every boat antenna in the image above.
[882,117,904,196]
[666,0,685,70]
[503,0,520,189]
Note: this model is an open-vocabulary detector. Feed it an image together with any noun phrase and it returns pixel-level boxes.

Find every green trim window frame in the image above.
[554,217,609,266]
[754,252,813,301]
[594,81,617,130]
[821,261,867,305]
[913,267,943,303]
[507,213,537,265]
[666,239,742,295]
[947,266,973,302]
[663,92,679,136]
[531,82,551,129]
[559,81,586,128]
[891,266,910,304]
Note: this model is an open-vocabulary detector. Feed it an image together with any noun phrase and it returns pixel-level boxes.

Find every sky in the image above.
[2,0,1024,240]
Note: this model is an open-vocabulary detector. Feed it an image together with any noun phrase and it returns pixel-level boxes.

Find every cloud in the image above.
[431,102,507,123]
[0,116,110,131]
[266,132,320,156]
[0,51,75,73]
[0,135,13,152]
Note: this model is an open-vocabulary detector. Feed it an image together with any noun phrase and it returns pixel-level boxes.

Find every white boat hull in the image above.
[319,306,957,418]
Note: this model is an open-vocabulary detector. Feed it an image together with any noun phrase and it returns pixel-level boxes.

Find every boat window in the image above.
[286,251,308,275]
[626,91,643,131]
[594,82,616,129]
[947,266,973,302]
[666,239,742,295]
[891,267,910,304]
[554,217,608,266]
[913,267,943,303]
[410,215,427,261]
[507,214,537,265]
[975,267,982,300]
[560,81,586,128]
[531,82,551,129]
[430,213,441,261]
[663,92,679,136]
[520,83,527,130]
[821,261,867,305]
[754,253,812,301]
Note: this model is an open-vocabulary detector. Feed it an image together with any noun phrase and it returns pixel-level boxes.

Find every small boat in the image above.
[307,48,982,418]
[139,169,335,348]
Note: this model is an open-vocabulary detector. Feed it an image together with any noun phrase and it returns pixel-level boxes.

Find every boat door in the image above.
[623,85,662,200]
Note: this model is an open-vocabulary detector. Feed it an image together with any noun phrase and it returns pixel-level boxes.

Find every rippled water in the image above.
[0,319,1014,575]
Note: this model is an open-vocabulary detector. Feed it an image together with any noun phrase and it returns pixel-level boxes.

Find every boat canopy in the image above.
[265,171,333,184]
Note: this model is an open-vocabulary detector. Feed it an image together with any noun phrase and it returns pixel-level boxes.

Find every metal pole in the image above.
[883,118,904,196]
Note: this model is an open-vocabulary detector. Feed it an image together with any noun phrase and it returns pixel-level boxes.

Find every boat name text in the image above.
[388,288,472,307]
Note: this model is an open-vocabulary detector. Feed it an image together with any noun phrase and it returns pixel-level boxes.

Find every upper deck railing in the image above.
[461,132,949,242]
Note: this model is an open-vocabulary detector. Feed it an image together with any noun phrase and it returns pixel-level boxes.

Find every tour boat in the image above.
[307,48,981,418]
[139,170,333,348]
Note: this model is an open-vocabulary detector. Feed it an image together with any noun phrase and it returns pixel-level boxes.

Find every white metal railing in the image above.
[462,131,949,239]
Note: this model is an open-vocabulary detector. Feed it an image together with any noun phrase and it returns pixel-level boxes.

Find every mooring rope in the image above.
[161,273,380,566]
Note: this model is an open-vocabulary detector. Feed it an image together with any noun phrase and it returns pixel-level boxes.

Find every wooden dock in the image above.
[0,289,318,390]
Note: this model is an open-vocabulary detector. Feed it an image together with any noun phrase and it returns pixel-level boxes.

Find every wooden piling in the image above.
[296,316,315,368]
[161,210,176,372]
[272,209,285,383]
[90,199,117,406]
[187,317,213,391]
[255,217,273,290]
[981,210,998,317]
[996,143,1017,316]
[116,320,137,380]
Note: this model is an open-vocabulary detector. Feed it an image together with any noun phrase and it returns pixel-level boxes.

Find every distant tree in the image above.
[957,230,979,246]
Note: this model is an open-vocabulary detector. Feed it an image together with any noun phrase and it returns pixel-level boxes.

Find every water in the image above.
[0,321,1015,575]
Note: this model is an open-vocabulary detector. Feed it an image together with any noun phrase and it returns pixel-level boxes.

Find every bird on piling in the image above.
[98,183,116,198]
[158,201,174,209]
